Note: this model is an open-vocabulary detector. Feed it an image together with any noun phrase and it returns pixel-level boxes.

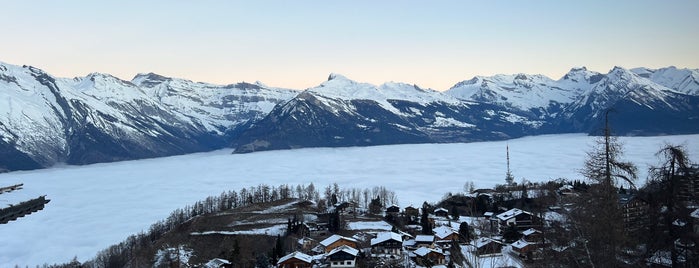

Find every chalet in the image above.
[415,235,435,248]
[404,205,419,218]
[619,194,649,235]
[297,237,317,252]
[522,228,542,243]
[474,237,503,256]
[511,239,535,256]
[320,235,359,253]
[335,201,359,216]
[433,226,459,242]
[371,232,403,256]
[277,251,313,268]
[386,204,400,216]
[204,258,232,268]
[493,208,537,233]
[434,207,449,218]
[483,212,494,219]
[326,245,359,268]
[413,246,446,266]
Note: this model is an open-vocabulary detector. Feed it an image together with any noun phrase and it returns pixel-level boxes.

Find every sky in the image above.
[1,1,698,90]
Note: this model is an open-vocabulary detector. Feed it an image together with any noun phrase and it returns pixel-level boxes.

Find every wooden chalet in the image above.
[326,245,359,268]
[433,226,459,242]
[320,234,359,253]
[522,228,542,243]
[474,237,503,256]
[385,204,400,217]
[434,207,449,218]
[404,205,419,218]
[204,258,232,268]
[511,239,535,256]
[370,232,403,256]
[413,246,446,266]
[277,251,313,268]
[415,235,435,248]
[492,208,538,233]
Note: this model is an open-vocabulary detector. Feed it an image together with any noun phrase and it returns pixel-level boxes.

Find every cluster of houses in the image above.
[276,204,544,268]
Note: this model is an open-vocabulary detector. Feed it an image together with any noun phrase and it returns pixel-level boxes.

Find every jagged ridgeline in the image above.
[2,61,698,170]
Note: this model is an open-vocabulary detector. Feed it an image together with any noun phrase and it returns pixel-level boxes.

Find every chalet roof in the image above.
[371,232,403,246]
[511,239,532,249]
[434,207,448,213]
[277,251,313,264]
[495,208,532,221]
[204,258,231,268]
[433,226,458,240]
[691,208,699,219]
[474,237,503,248]
[415,235,434,243]
[483,212,494,217]
[320,234,358,247]
[414,246,444,257]
[327,245,359,257]
[522,228,542,236]
[297,237,316,245]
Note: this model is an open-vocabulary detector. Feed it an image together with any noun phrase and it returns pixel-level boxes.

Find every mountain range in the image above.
[1,61,697,171]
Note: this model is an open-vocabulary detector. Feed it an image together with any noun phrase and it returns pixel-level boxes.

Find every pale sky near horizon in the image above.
[2,1,697,90]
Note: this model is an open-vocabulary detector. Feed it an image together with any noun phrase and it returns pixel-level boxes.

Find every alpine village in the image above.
[29,120,698,268]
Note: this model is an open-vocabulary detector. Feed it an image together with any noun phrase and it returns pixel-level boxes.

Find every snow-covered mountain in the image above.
[0,61,296,171]
[2,60,697,170]
[232,74,545,153]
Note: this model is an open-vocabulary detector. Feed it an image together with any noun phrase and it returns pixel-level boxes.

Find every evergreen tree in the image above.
[459,222,471,242]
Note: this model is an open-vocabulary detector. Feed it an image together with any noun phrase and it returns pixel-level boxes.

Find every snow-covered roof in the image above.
[691,208,699,219]
[277,251,313,264]
[414,246,444,257]
[495,208,532,221]
[475,237,502,248]
[511,239,532,250]
[484,212,494,217]
[319,234,358,247]
[434,208,448,213]
[327,245,359,257]
[298,237,315,245]
[204,258,231,268]
[415,235,434,243]
[522,228,541,236]
[371,232,403,246]
[433,226,458,240]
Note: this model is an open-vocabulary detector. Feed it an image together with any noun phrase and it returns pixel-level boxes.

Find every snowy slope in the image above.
[631,66,699,95]
[233,74,541,153]
[132,73,296,135]
[0,61,297,171]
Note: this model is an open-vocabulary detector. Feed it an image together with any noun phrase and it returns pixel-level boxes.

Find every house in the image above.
[522,228,542,243]
[415,235,435,248]
[433,226,460,242]
[371,232,403,256]
[493,208,538,233]
[204,258,232,268]
[511,239,535,256]
[326,245,359,268]
[277,251,313,268]
[434,208,449,218]
[691,208,699,235]
[474,237,503,256]
[320,234,359,253]
[386,204,400,216]
[483,212,494,219]
[413,246,446,266]
[405,205,419,218]
[297,237,317,252]
[619,194,649,235]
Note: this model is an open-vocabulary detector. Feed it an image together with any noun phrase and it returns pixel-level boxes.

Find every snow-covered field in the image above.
[0,133,697,266]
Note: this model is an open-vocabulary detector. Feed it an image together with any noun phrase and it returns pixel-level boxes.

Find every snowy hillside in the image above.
[0,61,297,171]
[1,134,697,266]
